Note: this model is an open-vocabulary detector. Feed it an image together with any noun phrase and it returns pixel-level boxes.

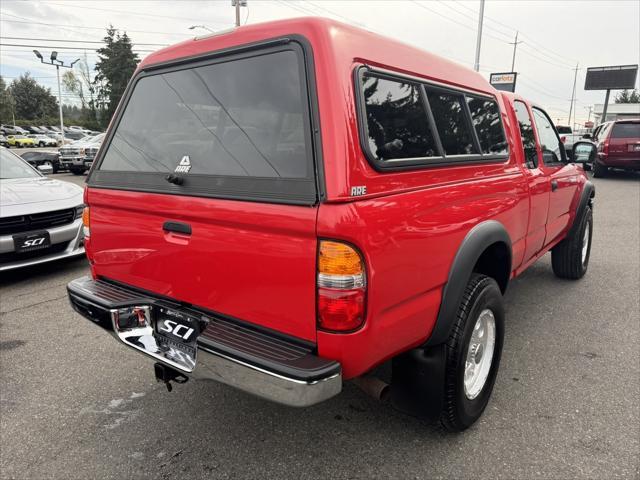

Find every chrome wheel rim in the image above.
[464,308,496,400]
[581,221,590,265]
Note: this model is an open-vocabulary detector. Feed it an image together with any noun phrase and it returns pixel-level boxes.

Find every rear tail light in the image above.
[317,240,366,332]
[602,138,610,156]
[560,136,566,144]
[82,207,90,237]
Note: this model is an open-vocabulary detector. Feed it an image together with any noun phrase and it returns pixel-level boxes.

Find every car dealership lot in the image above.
[1,172,638,479]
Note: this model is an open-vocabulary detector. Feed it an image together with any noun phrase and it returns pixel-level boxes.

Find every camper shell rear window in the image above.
[356,67,509,170]
[90,41,318,205]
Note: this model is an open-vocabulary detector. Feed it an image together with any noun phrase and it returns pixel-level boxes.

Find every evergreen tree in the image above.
[94,26,139,127]
[0,76,16,123]
[7,73,59,121]
[614,89,640,103]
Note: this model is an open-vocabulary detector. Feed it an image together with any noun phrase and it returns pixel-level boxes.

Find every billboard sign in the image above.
[490,72,517,92]
[584,65,638,90]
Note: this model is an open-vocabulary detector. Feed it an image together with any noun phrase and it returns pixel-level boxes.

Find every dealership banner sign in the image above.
[489,72,517,92]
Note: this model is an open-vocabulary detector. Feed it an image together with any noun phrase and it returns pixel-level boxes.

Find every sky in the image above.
[0,0,638,127]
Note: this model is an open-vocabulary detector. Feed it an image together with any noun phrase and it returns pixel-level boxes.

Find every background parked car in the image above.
[0,135,7,147]
[58,133,105,174]
[68,125,93,136]
[0,147,85,272]
[27,134,58,147]
[6,135,35,148]
[20,150,61,173]
[64,130,87,141]
[592,119,640,177]
[22,126,47,135]
[1,125,28,135]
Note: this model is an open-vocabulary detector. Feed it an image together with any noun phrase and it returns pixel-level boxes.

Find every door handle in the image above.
[551,180,558,192]
[163,221,192,235]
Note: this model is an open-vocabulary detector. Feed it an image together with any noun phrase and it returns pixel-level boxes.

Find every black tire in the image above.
[592,161,607,178]
[70,167,84,175]
[552,205,592,279]
[440,274,504,432]
[39,142,45,147]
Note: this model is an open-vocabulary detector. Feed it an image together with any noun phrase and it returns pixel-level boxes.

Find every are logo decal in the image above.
[351,185,367,196]
[174,155,191,173]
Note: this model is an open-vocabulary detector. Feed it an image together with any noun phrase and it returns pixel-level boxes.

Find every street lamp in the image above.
[188,25,215,33]
[33,50,80,145]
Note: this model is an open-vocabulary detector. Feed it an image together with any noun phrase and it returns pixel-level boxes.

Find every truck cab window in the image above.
[513,101,538,168]
[532,108,563,165]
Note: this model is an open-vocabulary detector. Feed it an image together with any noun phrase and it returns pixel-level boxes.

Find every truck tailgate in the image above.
[86,188,318,342]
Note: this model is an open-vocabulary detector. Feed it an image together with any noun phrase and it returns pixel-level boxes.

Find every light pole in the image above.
[231,0,247,27]
[188,25,215,34]
[33,50,79,145]
[473,0,485,72]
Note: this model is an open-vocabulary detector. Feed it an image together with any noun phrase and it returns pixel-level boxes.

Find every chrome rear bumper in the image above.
[67,276,342,407]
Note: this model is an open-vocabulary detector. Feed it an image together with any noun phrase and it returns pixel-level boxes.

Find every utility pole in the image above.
[473,0,485,72]
[232,0,247,27]
[568,62,579,129]
[33,50,79,145]
[585,106,593,122]
[509,31,523,72]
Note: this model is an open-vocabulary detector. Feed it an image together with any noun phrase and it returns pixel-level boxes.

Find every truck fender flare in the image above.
[567,180,595,238]
[425,220,512,347]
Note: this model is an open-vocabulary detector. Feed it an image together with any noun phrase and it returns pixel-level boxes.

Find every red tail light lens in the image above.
[317,240,366,332]
[560,136,566,143]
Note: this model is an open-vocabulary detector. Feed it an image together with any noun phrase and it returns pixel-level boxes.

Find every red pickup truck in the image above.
[68,18,595,431]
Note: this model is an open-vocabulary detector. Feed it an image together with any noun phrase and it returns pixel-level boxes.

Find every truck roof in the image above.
[139,17,497,95]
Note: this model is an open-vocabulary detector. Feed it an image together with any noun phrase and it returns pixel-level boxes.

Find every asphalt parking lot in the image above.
[1,171,638,479]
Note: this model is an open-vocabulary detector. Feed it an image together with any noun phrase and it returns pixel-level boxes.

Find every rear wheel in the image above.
[440,274,504,432]
[70,166,85,175]
[552,205,592,279]
[592,161,607,178]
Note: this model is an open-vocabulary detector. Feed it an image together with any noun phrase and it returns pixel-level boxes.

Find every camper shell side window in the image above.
[355,67,509,171]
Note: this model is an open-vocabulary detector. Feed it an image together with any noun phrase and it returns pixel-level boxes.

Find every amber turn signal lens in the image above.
[82,207,90,237]
[318,241,364,276]
[317,240,366,332]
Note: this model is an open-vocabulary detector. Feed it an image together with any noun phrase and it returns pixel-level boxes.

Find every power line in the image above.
[409,1,513,45]
[0,13,192,37]
[449,0,577,65]
[0,43,156,53]
[44,1,232,25]
[0,36,168,46]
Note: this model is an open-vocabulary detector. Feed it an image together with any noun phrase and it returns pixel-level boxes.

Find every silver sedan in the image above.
[0,148,85,272]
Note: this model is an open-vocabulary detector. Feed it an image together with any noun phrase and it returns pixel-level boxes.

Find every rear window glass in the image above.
[610,123,640,138]
[99,50,312,179]
[466,96,508,155]
[426,91,477,155]
[556,126,572,134]
[361,75,438,160]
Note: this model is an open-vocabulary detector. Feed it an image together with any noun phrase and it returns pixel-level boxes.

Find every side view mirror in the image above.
[572,141,596,164]
[37,164,53,175]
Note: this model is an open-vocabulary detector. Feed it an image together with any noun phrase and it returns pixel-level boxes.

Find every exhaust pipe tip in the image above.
[352,375,390,401]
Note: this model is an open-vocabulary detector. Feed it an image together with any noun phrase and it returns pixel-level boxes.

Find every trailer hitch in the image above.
[154,363,189,392]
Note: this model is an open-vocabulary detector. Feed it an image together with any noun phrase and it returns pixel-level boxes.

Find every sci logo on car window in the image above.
[174,155,191,173]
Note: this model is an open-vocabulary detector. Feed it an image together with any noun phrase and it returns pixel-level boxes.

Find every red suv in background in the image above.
[592,119,640,177]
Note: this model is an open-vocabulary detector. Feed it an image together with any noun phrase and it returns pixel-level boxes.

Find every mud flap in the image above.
[390,344,446,420]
